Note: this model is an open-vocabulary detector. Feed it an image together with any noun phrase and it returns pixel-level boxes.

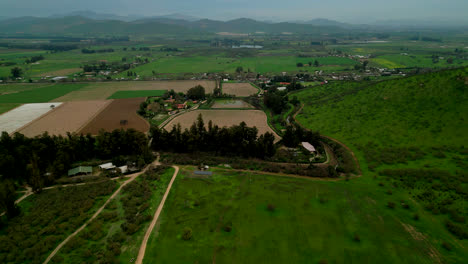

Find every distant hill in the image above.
[49,10,142,22]
[0,15,347,36]
[0,16,202,36]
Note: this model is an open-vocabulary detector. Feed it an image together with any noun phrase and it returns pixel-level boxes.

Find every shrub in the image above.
[182,227,193,240]
[318,260,328,264]
[441,241,452,251]
[386,190,393,195]
[319,197,328,204]
[353,233,361,242]
[267,204,276,212]
[223,223,232,233]
[413,214,419,220]
[387,202,396,209]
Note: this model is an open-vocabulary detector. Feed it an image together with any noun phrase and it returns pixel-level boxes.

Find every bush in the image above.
[267,204,276,212]
[413,213,420,220]
[441,241,452,251]
[387,202,396,209]
[223,223,232,233]
[182,227,193,240]
[353,233,361,242]
[445,220,468,239]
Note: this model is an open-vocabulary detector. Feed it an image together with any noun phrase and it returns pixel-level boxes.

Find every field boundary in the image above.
[75,100,114,133]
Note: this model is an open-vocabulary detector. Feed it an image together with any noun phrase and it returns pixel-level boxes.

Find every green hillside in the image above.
[295,67,468,243]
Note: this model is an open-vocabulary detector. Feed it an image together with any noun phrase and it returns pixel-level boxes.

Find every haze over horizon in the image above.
[1,0,468,24]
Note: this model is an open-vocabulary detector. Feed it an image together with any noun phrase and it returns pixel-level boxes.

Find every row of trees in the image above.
[0,129,152,192]
[150,115,276,159]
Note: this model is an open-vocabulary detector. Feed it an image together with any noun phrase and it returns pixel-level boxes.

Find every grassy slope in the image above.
[295,67,468,173]
[144,169,466,264]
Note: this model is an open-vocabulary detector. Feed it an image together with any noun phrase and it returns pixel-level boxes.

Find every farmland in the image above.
[18,100,111,137]
[79,98,150,135]
[222,82,258,97]
[163,109,279,140]
[0,83,87,103]
[55,80,216,101]
[211,99,254,109]
[108,90,167,99]
[144,168,466,264]
[0,102,62,134]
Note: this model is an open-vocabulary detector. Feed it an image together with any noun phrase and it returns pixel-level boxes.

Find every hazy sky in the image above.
[1,0,468,23]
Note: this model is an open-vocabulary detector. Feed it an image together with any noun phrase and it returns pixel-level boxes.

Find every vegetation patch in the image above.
[107,90,167,99]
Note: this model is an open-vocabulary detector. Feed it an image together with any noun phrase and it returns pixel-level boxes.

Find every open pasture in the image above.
[222,82,258,97]
[78,98,150,135]
[211,99,254,109]
[56,80,215,101]
[144,169,465,264]
[18,100,111,137]
[0,102,62,134]
[163,109,279,140]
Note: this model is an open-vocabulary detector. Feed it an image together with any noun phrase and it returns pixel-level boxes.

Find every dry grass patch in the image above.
[222,83,258,97]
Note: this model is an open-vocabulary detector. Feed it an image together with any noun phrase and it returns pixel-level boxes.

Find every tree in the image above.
[11,67,23,78]
[314,60,320,67]
[235,66,243,73]
[28,153,43,193]
[187,85,206,100]
[0,180,20,219]
[296,62,304,67]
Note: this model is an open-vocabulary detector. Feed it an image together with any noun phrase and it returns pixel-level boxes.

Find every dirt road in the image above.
[135,165,179,264]
[43,159,160,264]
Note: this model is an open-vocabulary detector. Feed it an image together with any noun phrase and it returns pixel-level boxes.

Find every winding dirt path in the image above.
[43,159,160,264]
[135,165,179,264]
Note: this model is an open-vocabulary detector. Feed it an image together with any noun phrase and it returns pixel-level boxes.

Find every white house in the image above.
[301,142,316,153]
[277,87,287,91]
[99,162,116,170]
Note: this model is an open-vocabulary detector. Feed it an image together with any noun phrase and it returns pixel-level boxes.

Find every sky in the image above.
[1,0,467,24]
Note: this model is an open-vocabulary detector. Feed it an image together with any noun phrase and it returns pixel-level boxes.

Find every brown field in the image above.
[36,68,82,77]
[211,99,254,109]
[56,80,216,101]
[18,100,111,137]
[164,110,280,140]
[79,98,150,135]
[222,83,259,97]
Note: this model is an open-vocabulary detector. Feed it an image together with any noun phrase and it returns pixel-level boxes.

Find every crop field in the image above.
[0,103,20,114]
[18,100,111,137]
[0,102,62,134]
[211,99,254,109]
[118,55,358,77]
[144,168,466,264]
[56,80,215,101]
[163,110,279,140]
[0,180,117,264]
[222,83,258,97]
[52,167,175,264]
[108,90,167,99]
[79,98,150,135]
[0,83,87,103]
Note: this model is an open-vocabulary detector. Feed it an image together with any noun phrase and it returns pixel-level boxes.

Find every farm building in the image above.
[118,165,128,174]
[301,142,316,153]
[99,162,116,170]
[68,166,92,177]
[277,87,287,91]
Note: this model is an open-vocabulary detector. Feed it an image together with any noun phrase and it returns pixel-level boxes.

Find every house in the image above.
[99,162,116,170]
[301,142,316,153]
[118,165,128,174]
[176,103,187,109]
[68,166,92,177]
[277,87,287,91]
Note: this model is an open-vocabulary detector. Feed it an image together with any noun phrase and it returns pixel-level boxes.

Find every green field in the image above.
[0,103,20,114]
[108,90,167,99]
[0,83,87,103]
[144,168,466,263]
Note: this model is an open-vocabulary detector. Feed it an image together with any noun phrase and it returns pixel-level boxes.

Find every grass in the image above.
[108,90,167,99]
[143,168,466,263]
[0,83,88,103]
[0,103,20,114]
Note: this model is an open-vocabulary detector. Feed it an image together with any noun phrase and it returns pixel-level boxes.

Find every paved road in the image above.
[135,165,179,264]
